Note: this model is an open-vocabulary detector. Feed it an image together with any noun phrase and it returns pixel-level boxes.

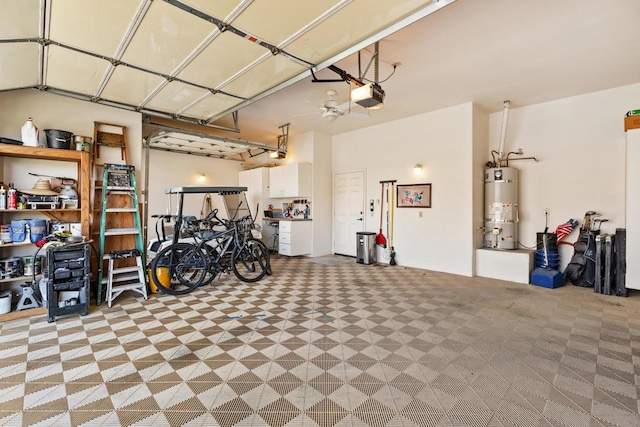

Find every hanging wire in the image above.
[361,65,397,84]
[517,241,536,249]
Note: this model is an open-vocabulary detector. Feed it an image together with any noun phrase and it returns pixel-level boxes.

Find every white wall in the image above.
[489,83,640,269]
[310,132,332,256]
[333,103,475,276]
[472,105,490,274]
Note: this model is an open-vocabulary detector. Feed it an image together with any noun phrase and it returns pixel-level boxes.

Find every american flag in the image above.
[556,219,579,243]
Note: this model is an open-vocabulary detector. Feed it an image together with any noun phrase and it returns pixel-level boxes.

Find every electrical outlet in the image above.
[544,208,549,215]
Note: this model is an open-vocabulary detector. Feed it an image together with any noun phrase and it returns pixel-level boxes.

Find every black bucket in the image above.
[536,232,558,251]
[44,129,73,149]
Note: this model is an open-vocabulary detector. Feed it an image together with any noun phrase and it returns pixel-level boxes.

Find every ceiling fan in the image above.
[295,90,368,122]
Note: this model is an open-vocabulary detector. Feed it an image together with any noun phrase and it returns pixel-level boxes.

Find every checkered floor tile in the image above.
[1,255,639,426]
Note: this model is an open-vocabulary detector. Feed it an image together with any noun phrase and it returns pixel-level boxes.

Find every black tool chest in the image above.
[46,243,90,322]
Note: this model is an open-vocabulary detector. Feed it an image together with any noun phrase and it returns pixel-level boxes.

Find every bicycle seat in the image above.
[195,230,216,240]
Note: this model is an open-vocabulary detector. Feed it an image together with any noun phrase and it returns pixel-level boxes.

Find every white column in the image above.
[626,128,640,289]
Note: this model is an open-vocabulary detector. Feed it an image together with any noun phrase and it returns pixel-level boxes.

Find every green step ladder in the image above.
[96,163,145,306]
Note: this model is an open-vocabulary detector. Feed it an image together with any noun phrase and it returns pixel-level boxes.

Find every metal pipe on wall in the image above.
[497,100,510,161]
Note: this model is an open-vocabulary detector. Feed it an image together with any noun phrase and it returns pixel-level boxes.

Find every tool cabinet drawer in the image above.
[278,244,292,256]
[279,233,291,244]
[279,221,292,232]
[276,220,311,257]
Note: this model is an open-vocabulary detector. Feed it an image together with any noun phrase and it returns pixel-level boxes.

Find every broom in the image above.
[375,184,386,247]
[389,181,397,265]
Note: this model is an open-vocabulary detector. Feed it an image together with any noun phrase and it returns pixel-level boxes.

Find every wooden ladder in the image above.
[90,122,146,306]
[93,121,128,165]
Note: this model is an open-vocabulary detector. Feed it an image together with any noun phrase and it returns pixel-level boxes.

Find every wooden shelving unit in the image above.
[0,144,90,322]
[0,274,43,284]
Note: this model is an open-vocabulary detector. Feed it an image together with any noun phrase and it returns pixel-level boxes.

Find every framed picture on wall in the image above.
[397,183,431,208]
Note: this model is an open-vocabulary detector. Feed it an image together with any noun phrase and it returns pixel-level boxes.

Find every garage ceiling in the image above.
[0,0,452,158]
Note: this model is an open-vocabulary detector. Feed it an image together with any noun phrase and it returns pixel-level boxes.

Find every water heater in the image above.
[484,167,518,250]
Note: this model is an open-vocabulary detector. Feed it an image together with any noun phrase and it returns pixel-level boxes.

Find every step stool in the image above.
[106,249,148,307]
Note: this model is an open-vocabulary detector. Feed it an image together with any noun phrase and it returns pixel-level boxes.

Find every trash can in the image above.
[356,232,376,264]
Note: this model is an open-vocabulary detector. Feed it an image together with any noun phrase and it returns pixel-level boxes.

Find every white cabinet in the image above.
[239,167,269,217]
[239,167,275,246]
[269,163,312,198]
[279,220,312,256]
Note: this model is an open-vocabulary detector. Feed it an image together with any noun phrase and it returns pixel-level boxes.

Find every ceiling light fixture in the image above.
[270,151,286,159]
[321,109,341,122]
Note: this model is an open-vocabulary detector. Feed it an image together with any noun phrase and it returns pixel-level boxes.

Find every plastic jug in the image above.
[0,183,6,210]
[21,118,39,147]
[0,291,11,315]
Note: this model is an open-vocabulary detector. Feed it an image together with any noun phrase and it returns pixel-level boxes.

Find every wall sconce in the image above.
[198,173,206,182]
[413,164,424,174]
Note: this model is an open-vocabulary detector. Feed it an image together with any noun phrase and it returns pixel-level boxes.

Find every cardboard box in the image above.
[625,115,640,131]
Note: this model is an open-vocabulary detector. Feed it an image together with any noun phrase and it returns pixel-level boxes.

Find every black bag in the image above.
[566,232,596,287]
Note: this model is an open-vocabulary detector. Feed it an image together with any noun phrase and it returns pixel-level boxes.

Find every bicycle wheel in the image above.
[249,238,271,276]
[231,238,270,282]
[150,242,208,295]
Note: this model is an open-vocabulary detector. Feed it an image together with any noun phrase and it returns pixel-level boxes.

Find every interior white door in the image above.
[333,171,365,256]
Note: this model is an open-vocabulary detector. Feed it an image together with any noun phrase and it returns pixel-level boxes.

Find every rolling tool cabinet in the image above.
[46,243,90,322]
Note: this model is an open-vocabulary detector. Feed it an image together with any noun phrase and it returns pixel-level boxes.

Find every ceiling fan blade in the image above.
[337,100,355,110]
[304,99,323,108]
[336,102,371,118]
[337,100,371,115]
[346,111,371,118]
[292,111,321,118]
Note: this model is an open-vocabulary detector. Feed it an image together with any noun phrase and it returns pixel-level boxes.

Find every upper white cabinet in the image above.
[239,167,269,215]
[269,163,312,198]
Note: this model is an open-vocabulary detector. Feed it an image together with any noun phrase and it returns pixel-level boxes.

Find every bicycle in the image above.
[149,208,270,295]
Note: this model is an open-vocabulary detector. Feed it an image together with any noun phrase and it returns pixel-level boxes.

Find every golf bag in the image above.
[565,234,596,287]
[565,211,598,287]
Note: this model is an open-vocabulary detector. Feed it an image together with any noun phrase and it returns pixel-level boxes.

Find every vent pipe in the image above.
[497,100,510,162]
